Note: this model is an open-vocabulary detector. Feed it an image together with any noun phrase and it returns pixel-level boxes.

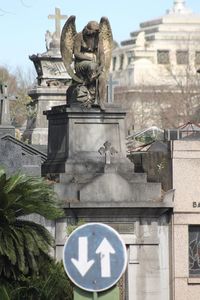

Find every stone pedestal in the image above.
[23,49,70,145]
[23,87,67,145]
[42,104,131,174]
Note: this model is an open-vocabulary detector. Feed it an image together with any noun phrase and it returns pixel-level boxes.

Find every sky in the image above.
[0,0,200,73]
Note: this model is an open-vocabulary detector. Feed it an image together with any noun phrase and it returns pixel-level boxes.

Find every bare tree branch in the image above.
[20,0,32,8]
[0,8,13,16]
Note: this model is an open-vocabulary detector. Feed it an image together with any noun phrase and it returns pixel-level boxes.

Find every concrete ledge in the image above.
[64,203,173,217]
[68,201,174,208]
[172,140,200,151]
[188,278,200,284]
[173,151,200,159]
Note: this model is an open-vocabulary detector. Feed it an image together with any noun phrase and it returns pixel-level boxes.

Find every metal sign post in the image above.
[63,223,127,299]
[74,286,119,300]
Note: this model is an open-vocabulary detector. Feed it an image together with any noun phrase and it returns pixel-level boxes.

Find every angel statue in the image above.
[60,16,113,110]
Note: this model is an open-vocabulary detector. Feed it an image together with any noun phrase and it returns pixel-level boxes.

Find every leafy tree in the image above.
[0,262,73,300]
[2,262,73,300]
[0,167,63,281]
[0,66,17,95]
[0,286,10,300]
[0,167,74,299]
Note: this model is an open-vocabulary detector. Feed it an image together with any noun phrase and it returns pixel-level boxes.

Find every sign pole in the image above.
[93,292,98,300]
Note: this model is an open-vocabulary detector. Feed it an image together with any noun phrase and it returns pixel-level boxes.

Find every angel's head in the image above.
[83,21,99,36]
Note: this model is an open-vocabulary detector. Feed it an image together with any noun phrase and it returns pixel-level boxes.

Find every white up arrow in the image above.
[95,238,115,277]
[71,237,95,277]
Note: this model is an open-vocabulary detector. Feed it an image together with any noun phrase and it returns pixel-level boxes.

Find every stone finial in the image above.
[169,0,192,15]
[174,0,186,11]
[98,141,118,165]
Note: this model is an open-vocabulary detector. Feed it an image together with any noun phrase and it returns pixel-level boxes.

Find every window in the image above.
[189,225,200,277]
[112,57,117,71]
[176,50,189,65]
[157,50,170,64]
[119,54,124,70]
[195,51,200,65]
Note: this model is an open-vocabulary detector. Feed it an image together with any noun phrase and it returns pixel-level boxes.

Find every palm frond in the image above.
[0,286,10,300]
[1,233,16,265]
[0,168,63,282]
[4,173,26,193]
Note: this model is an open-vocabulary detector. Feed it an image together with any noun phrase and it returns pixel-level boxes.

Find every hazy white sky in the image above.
[0,0,199,72]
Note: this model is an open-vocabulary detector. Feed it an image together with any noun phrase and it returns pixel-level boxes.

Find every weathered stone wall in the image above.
[55,213,171,300]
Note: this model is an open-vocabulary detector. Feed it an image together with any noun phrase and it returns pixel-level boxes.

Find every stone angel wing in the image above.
[99,17,113,76]
[60,15,83,83]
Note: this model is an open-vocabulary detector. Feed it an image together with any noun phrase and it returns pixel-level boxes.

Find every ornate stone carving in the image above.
[157,50,170,64]
[42,61,66,76]
[98,141,118,164]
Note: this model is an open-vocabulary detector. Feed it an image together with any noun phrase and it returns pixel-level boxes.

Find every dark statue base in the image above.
[42,103,131,175]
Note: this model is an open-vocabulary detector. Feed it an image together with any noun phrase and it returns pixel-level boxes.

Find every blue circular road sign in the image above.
[63,223,127,292]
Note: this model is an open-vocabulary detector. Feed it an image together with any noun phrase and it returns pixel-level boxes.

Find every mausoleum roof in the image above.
[121,0,200,46]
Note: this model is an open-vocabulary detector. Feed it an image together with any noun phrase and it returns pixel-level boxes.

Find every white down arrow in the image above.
[71,237,95,277]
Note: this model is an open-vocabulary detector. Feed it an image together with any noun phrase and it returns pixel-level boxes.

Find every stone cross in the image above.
[107,73,119,103]
[0,83,11,125]
[48,8,68,39]
[98,141,118,165]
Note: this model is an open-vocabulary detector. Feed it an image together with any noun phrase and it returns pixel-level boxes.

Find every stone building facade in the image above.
[112,0,200,131]
[171,140,200,300]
